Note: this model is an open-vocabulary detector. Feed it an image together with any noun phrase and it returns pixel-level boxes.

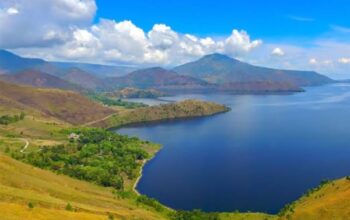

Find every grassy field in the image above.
[0,153,168,220]
[278,178,350,220]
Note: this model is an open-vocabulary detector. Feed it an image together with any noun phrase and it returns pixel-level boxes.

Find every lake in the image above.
[116,84,350,214]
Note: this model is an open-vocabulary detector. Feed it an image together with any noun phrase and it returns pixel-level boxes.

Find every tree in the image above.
[20,112,25,120]
[65,203,73,211]
[28,202,34,209]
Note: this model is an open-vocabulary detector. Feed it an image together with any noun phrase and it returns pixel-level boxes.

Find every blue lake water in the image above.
[116,84,350,214]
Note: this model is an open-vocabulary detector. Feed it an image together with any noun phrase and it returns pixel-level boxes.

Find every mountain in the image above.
[105,67,211,91]
[0,49,136,79]
[173,53,333,86]
[0,69,81,91]
[52,61,137,77]
[0,49,46,73]
[0,80,114,124]
[59,67,104,90]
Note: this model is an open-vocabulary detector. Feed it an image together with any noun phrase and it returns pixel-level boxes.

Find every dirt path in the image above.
[83,113,117,127]
[19,138,29,153]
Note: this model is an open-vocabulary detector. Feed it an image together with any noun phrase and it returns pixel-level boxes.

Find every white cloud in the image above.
[223,30,262,57]
[271,47,285,56]
[0,0,96,48]
[5,0,349,79]
[148,24,179,50]
[338,57,350,64]
[309,58,318,65]
[0,0,264,65]
[6,7,18,14]
[11,17,262,65]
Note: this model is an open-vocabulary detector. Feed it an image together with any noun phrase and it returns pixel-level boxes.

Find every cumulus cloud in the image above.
[223,30,262,56]
[10,17,262,65]
[271,47,285,56]
[0,0,96,48]
[0,0,262,65]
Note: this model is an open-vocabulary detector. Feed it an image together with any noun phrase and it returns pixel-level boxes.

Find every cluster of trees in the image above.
[170,209,220,220]
[88,93,147,109]
[0,112,25,125]
[11,128,149,190]
[135,195,220,219]
[136,195,164,212]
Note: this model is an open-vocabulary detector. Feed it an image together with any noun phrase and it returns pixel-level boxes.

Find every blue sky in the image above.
[95,0,350,40]
[1,0,349,78]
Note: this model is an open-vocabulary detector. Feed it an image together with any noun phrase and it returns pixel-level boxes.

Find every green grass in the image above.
[0,153,168,220]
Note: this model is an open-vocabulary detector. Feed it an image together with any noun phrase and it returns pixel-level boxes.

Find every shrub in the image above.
[171,209,220,220]
[28,202,34,209]
[136,195,164,212]
[65,203,73,211]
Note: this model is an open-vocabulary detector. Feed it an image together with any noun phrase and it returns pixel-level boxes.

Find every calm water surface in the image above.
[116,84,350,214]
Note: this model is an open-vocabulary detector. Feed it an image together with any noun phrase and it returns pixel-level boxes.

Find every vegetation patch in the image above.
[0,112,25,125]
[10,128,150,190]
[88,93,148,109]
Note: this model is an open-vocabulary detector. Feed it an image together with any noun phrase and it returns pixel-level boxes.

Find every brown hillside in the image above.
[0,70,81,91]
[0,81,114,125]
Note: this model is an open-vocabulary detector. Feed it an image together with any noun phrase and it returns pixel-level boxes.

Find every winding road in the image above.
[19,138,29,153]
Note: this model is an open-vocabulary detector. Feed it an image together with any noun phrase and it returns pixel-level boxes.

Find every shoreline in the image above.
[107,107,231,130]
[132,159,146,195]
[132,145,175,212]
[132,146,161,195]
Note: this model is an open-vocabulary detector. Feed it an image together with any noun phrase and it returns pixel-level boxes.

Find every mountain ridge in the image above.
[173,53,333,86]
[0,49,334,93]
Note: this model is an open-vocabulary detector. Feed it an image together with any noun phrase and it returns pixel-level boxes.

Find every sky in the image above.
[0,0,350,78]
